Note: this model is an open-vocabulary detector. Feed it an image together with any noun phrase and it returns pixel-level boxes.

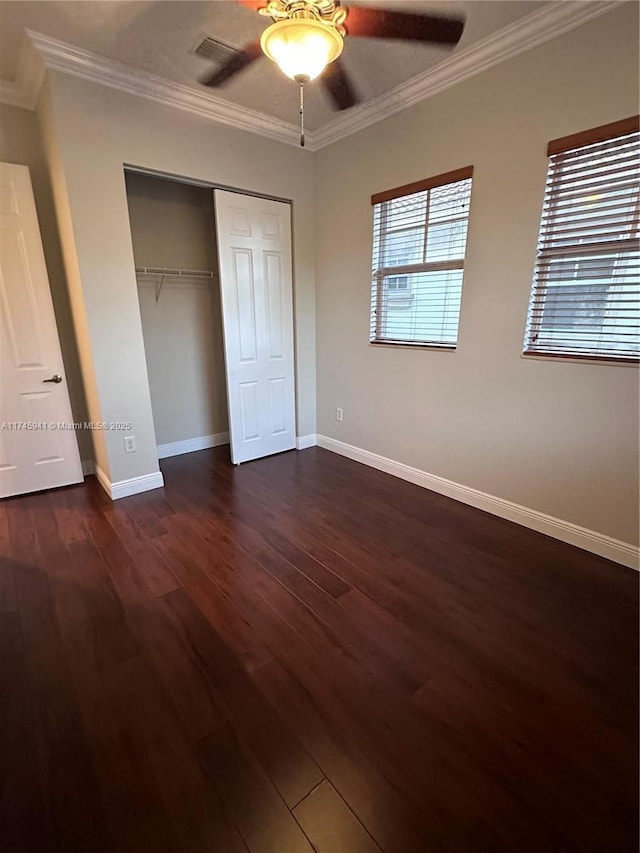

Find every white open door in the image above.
[214,190,296,464]
[0,163,82,498]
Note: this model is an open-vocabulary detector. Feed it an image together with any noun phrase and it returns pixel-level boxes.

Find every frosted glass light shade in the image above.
[260,18,343,81]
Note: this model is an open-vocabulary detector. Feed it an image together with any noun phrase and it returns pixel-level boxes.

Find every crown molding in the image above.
[0,2,623,149]
[310,0,622,150]
[0,35,45,110]
[24,29,303,148]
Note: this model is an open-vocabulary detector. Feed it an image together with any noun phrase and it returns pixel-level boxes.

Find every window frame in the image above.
[523,116,640,365]
[370,166,473,350]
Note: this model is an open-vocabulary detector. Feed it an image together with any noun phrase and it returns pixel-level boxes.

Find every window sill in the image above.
[522,351,639,367]
[369,340,457,352]
[386,295,415,308]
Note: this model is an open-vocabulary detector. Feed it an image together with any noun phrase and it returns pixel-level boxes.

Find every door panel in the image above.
[261,213,281,239]
[0,163,82,498]
[268,378,287,435]
[215,190,296,464]
[21,391,65,464]
[239,381,260,442]
[233,249,258,363]
[265,252,285,360]
[0,229,47,367]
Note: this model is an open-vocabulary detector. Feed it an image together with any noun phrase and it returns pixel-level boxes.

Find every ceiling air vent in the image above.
[194,36,240,65]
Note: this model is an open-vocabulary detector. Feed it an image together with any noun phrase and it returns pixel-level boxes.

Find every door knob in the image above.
[43,374,63,384]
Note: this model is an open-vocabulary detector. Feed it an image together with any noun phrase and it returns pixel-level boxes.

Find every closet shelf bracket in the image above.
[156,273,166,303]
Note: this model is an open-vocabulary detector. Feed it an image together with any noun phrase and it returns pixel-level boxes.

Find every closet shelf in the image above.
[135,266,216,302]
[135,266,215,278]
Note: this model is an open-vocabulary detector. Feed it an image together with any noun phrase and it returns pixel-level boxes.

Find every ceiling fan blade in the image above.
[234,0,266,10]
[322,58,359,110]
[201,39,263,87]
[344,7,464,45]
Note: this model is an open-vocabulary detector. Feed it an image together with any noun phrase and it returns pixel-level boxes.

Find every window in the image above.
[524,116,640,362]
[370,167,473,347]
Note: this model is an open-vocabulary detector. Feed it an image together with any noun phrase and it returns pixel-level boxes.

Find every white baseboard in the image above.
[94,464,165,500]
[93,465,112,497]
[81,459,94,476]
[157,431,229,459]
[316,435,639,572]
[296,434,317,450]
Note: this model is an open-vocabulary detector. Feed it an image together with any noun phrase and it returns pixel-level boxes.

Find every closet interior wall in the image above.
[124,171,229,455]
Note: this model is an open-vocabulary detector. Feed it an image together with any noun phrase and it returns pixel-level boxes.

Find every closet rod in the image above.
[135,267,216,303]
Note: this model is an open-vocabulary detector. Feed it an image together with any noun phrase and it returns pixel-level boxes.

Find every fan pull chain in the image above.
[298,78,305,147]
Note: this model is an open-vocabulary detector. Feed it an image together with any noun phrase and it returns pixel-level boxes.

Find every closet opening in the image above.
[124,168,298,467]
[125,170,230,463]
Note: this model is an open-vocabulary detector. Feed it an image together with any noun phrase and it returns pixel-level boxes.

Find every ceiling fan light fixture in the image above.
[260,18,343,82]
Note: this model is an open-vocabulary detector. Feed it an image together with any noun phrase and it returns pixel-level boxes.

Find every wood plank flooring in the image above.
[0,446,637,852]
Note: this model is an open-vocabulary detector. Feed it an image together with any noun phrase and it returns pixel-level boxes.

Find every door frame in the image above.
[122,164,299,468]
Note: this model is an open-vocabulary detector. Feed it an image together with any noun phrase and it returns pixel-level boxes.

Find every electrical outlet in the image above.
[124,435,137,453]
[335,407,343,422]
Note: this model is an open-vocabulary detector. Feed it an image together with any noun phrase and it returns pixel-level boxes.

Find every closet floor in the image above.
[1,446,637,852]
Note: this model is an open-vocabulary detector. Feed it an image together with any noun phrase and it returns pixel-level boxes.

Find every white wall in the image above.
[0,102,91,459]
[125,171,217,272]
[125,172,229,446]
[38,72,316,486]
[314,3,640,546]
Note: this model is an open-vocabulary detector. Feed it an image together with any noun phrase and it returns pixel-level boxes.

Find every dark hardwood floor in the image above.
[1,446,637,852]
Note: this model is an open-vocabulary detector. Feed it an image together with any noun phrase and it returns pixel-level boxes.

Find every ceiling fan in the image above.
[200,0,465,144]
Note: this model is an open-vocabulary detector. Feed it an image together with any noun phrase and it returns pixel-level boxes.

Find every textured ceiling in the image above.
[0,0,548,129]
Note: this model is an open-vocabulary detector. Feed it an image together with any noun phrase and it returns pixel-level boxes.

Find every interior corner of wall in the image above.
[34,77,111,481]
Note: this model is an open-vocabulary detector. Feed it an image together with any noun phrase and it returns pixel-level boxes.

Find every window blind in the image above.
[370,167,472,347]
[524,117,640,362]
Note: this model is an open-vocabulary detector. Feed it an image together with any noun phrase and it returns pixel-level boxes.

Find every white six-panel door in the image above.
[0,163,82,498]
[214,190,296,464]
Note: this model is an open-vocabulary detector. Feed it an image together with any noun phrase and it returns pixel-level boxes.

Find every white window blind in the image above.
[370,167,472,348]
[524,116,640,362]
